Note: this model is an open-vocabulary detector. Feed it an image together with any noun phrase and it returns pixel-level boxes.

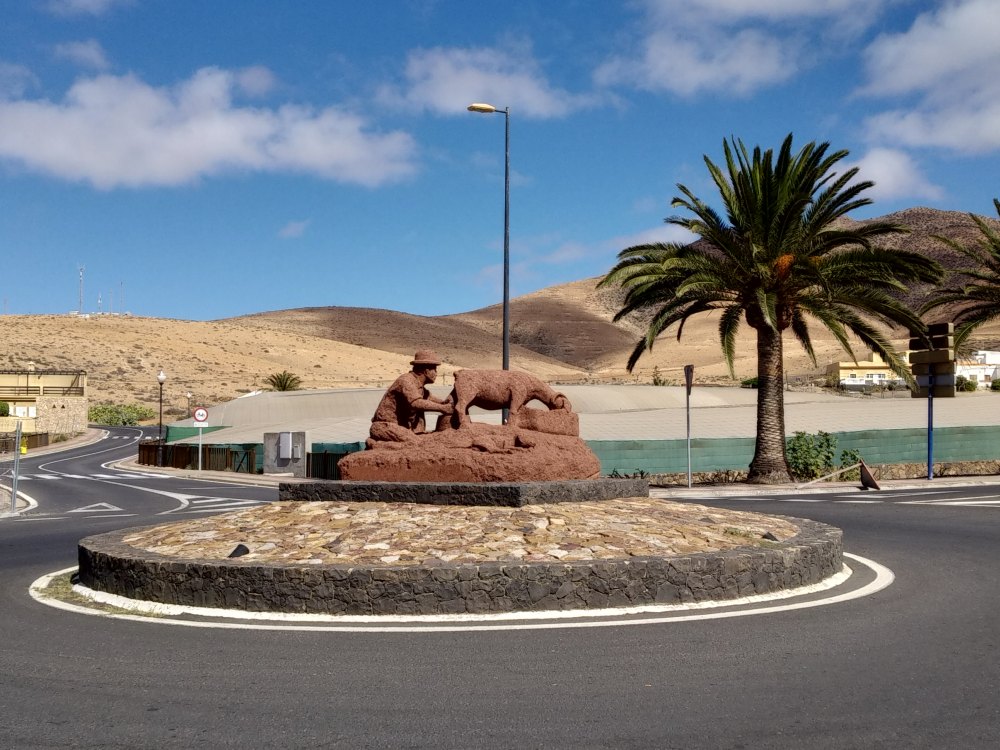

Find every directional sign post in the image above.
[684,364,694,488]
[9,421,21,514]
[193,407,208,471]
[910,323,956,480]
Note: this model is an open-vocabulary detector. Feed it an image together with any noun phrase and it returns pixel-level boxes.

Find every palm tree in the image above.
[921,199,1000,348]
[264,370,303,391]
[599,134,942,483]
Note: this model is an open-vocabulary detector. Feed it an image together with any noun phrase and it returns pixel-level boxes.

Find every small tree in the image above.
[0,401,8,417]
[264,371,303,391]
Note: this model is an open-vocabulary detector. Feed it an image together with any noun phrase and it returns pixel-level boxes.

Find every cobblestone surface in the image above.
[122,498,800,565]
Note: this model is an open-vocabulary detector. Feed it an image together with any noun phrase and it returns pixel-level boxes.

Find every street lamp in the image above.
[157,369,166,466]
[467,102,511,378]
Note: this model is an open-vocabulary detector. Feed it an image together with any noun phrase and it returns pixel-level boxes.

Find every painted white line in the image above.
[12,517,65,522]
[835,500,883,504]
[777,498,828,503]
[82,514,136,518]
[30,553,893,633]
[68,503,124,513]
[931,501,1000,507]
[0,484,39,515]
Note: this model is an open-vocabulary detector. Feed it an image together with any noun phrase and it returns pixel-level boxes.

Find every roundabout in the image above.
[32,552,892,632]
[74,497,844,616]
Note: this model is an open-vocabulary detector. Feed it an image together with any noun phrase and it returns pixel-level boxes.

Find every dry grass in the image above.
[3,206,998,413]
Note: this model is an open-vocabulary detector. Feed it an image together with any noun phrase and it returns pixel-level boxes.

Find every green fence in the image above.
[590,425,1000,475]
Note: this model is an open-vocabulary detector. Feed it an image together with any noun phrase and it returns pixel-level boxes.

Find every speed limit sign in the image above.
[193,407,208,423]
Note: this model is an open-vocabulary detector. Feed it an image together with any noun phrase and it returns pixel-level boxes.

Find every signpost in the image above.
[910,323,956,480]
[193,407,208,471]
[9,420,22,514]
[684,364,694,488]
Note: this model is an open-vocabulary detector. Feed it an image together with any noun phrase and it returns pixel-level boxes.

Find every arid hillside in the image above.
[3,206,998,415]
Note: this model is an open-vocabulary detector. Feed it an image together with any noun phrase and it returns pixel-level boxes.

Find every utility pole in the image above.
[78,265,85,314]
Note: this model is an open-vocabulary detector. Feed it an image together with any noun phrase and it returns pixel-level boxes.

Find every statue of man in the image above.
[369,350,454,443]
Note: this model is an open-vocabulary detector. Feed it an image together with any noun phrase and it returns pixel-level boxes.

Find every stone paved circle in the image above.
[77,499,843,615]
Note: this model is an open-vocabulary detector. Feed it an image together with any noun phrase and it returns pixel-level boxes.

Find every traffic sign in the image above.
[909,349,955,365]
[193,407,208,423]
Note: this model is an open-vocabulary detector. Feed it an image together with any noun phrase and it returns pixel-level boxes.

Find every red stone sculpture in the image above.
[339,354,600,482]
[439,369,570,430]
[368,350,454,444]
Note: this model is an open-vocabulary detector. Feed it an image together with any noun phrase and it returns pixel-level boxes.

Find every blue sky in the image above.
[2,0,998,320]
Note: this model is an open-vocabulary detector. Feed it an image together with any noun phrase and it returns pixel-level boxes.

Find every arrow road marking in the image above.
[68,503,124,513]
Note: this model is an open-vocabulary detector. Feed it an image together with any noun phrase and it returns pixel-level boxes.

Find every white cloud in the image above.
[54,40,110,71]
[236,66,278,97]
[595,0,879,96]
[45,0,132,16]
[610,224,698,251]
[845,148,943,202]
[0,63,37,100]
[0,67,416,189]
[860,0,1000,153]
[385,45,601,118]
[278,220,309,239]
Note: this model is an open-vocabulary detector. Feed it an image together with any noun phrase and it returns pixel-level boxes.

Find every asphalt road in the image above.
[1,432,999,748]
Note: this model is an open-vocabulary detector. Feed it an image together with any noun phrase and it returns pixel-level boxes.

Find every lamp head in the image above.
[467,102,498,114]
[157,370,167,384]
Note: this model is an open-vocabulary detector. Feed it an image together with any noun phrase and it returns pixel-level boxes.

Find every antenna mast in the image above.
[78,265,85,314]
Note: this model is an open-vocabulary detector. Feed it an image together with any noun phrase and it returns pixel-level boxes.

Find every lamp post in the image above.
[467,102,510,375]
[157,369,166,466]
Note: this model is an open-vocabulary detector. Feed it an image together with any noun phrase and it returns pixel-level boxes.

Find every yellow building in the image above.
[825,351,908,389]
[0,367,88,435]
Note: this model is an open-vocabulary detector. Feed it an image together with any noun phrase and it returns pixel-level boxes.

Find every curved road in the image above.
[2,431,998,748]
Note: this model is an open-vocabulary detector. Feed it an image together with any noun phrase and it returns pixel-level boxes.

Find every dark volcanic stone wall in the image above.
[78,519,842,616]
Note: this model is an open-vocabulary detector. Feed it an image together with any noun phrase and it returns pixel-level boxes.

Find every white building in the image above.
[956,351,1000,389]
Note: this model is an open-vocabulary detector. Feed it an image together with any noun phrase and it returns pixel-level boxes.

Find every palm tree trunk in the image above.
[748,325,792,483]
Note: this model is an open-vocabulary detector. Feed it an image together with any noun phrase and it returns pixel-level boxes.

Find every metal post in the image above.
[501,107,511,423]
[685,389,692,488]
[9,420,21,514]
[684,364,694,488]
[157,379,164,467]
[927,367,934,480]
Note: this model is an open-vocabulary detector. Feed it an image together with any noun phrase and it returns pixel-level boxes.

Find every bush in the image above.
[992,379,1000,392]
[786,430,837,481]
[0,401,8,417]
[651,366,668,386]
[962,378,978,392]
[88,403,156,426]
[839,448,863,481]
[740,377,759,389]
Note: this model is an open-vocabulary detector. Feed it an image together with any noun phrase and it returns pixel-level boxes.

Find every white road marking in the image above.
[68,502,124,513]
[30,553,893,633]
[835,500,883,504]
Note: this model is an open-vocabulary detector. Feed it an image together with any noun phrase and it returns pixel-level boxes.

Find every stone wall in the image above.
[278,478,649,506]
[34,396,88,435]
[77,518,842,616]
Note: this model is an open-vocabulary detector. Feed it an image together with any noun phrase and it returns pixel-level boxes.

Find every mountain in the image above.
[2,206,998,414]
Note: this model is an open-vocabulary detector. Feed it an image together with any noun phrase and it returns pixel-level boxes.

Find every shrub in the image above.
[786,430,837,481]
[740,377,759,389]
[962,378,978,392]
[839,448,863,481]
[264,371,303,391]
[0,401,8,417]
[651,366,668,386]
[992,379,1000,392]
[88,403,156,426]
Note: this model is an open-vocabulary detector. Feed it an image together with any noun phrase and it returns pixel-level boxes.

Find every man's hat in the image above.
[410,350,442,366]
